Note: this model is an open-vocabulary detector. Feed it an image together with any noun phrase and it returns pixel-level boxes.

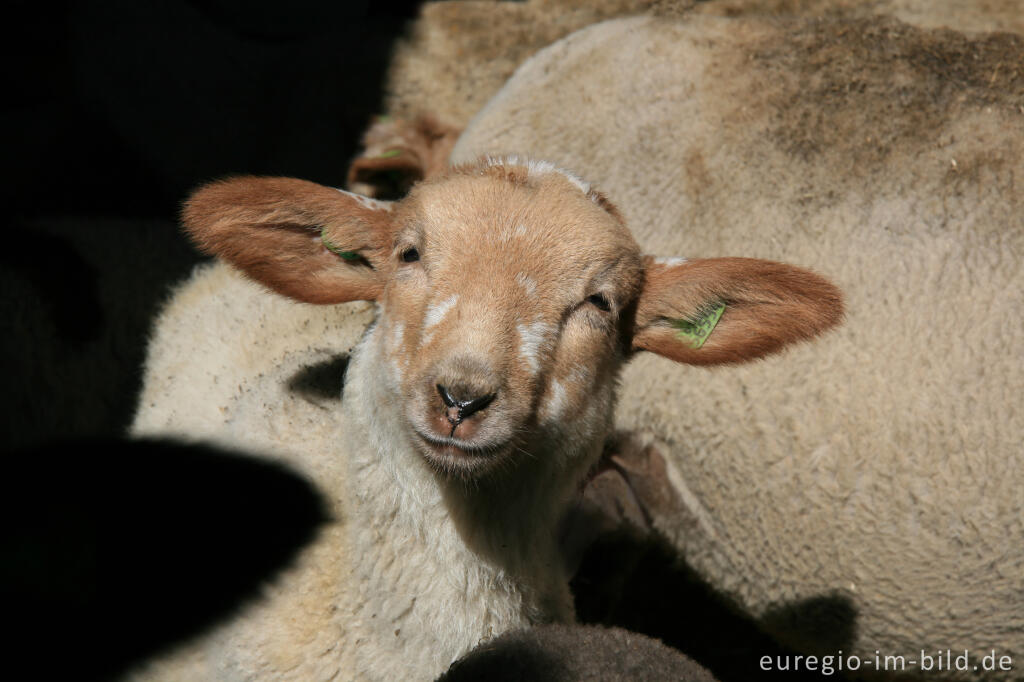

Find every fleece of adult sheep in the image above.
[352,0,1024,205]
[380,0,1024,135]
[450,14,1024,677]
[128,159,841,680]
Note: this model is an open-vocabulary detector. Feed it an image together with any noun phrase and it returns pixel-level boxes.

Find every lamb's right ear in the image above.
[183,177,395,304]
[631,257,844,365]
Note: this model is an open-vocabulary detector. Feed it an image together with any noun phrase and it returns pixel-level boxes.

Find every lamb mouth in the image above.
[412,430,510,476]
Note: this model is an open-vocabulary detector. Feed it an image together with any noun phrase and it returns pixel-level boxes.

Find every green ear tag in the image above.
[320,228,361,261]
[376,148,403,159]
[671,302,726,349]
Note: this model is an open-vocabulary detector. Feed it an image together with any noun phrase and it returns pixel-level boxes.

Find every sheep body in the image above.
[451,14,1024,676]
[355,0,1023,201]
[133,261,373,449]
[382,0,1023,133]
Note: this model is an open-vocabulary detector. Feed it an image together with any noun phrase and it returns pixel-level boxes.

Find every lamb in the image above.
[128,159,842,680]
[449,13,1024,677]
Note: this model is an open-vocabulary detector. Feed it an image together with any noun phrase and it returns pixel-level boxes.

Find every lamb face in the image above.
[374,168,643,478]
[182,157,842,483]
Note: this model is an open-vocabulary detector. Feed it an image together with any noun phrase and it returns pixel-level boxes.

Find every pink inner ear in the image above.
[182,176,395,305]
[633,257,844,365]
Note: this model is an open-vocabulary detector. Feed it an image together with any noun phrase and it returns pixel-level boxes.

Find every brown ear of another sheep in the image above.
[347,114,460,200]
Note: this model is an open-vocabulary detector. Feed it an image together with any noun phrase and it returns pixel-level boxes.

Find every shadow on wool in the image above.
[286,354,352,405]
[0,437,327,681]
[572,529,859,682]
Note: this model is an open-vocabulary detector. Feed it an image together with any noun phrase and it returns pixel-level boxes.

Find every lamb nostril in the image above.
[458,393,495,419]
[437,384,458,408]
[436,384,496,420]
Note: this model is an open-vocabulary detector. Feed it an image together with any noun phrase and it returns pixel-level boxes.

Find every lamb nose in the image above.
[436,384,496,421]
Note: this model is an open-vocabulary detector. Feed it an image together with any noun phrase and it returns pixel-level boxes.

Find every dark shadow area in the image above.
[572,530,859,681]
[1,1,423,454]
[2,5,422,679]
[6,0,425,221]
[0,228,104,347]
[0,437,327,680]
[286,353,350,404]
[0,218,201,451]
[763,593,859,657]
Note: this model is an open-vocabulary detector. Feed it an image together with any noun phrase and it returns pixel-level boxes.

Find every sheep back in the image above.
[380,0,1023,134]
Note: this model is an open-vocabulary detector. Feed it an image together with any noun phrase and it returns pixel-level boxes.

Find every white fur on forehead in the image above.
[481,154,599,203]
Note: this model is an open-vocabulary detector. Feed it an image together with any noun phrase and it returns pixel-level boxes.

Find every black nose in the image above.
[436,384,496,422]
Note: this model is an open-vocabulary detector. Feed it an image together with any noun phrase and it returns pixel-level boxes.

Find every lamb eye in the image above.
[401,247,420,263]
[586,293,611,312]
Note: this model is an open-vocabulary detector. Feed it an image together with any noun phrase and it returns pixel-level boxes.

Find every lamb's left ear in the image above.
[183,177,395,304]
[632,257,844,365]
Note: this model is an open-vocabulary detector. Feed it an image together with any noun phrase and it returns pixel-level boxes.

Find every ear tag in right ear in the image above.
[320,227,361,261]
[671,302,726,349]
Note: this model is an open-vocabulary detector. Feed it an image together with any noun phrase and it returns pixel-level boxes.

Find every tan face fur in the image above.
[371,167,643,476]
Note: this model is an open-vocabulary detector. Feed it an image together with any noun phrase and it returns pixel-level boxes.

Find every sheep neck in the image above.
[341,323,601,637]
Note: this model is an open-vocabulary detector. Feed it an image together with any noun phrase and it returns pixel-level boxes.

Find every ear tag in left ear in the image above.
[672,302,726,349]
[320,227,362,261]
